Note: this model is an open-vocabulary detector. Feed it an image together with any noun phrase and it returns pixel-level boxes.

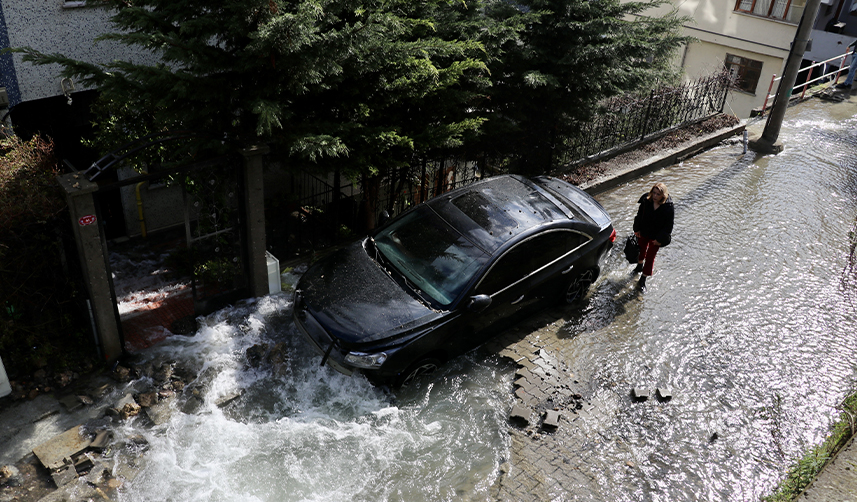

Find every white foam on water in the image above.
[114,294,511,502]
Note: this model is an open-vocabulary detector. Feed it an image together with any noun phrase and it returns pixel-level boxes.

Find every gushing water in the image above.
[112,294,511,502]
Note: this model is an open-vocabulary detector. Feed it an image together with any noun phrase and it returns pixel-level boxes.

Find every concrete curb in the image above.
[578,121,747,196]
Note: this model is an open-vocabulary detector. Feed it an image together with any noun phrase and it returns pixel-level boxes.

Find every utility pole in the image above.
[749,0,823,154]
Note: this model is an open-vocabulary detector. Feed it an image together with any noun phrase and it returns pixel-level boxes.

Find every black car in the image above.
[293,174,616,387]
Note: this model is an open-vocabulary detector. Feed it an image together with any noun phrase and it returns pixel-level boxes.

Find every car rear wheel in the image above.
[396,357,442,388]
[565,269,597,304]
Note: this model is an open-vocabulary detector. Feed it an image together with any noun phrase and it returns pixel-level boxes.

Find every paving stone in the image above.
[509,404,531,425]
[514,367,535,381]
[498,348,518,359]
[514,376,537,394]
[515,388,539,406]
[516,358,536,370]
[542,410,561,430]
[534,458,558,477]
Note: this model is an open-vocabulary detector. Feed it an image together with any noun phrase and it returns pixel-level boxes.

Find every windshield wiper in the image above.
[393,258,428,296]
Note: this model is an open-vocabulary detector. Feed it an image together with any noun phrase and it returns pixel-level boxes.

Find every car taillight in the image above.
[609,228,617,243]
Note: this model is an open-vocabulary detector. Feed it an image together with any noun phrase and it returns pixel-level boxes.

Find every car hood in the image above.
[297,240,441,345]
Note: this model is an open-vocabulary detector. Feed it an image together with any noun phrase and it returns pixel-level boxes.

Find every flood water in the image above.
[109,99,857,502]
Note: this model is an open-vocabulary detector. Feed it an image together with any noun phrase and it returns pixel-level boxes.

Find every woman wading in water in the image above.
[633,182,674,289]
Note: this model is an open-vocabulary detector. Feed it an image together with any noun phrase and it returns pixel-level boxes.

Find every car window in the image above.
[374,207,489,306]
[476,230,590,296]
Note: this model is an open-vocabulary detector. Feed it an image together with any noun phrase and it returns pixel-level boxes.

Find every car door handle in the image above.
[561,265,574,275]
[511,294,525,305]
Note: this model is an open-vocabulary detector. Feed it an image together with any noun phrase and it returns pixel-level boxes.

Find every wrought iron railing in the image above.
[269,72,729,260]
[555,72,730,168]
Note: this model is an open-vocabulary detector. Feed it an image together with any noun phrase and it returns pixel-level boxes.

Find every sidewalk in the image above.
[799,435,857,501]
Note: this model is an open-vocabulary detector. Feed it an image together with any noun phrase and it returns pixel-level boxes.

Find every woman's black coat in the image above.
[633,193,674,246]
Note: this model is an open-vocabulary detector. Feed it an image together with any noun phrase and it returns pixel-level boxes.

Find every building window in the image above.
[725,54,763,94]
[734,0,807,23]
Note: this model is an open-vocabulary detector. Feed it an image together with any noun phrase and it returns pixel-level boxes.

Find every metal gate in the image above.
[182,160,249,314]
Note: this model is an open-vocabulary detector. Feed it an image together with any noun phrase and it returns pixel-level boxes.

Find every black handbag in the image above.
[623,235,639,264]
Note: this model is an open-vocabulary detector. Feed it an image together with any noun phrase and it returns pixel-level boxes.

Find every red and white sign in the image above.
[78,214,97,226]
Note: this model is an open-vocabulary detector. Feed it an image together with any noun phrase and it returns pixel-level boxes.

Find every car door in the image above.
[448,229,590,355]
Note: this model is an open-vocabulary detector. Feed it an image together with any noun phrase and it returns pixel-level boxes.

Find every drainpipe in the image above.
[135,181,147,238]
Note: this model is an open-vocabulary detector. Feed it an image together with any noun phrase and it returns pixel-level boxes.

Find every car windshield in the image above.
[374,207,488,306]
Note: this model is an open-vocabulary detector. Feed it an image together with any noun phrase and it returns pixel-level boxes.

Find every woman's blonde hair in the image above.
[648,182,669,201]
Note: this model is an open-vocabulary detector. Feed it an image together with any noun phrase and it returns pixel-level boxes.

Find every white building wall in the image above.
[632,0,800,118]
[2,1,156,105]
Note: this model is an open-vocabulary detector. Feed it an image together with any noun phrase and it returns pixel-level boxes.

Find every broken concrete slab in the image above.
[632,388,649,401]
[89,430,112,451]
[50,466,77,487]
[509,404,531,426]
[32,425,91,471]
[656,388,673,402]
[542,410,560,430]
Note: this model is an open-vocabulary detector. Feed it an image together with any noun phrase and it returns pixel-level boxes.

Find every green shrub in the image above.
[0,134,95,378]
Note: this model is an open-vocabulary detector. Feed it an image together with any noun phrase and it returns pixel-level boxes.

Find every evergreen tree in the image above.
[14,0,688,178]
[475,0,691,173]
[14,0,488,177]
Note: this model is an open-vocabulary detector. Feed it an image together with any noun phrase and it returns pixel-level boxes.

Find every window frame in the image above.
[734,0,795,21]
[475,229,591,297]
[724,53,764,94]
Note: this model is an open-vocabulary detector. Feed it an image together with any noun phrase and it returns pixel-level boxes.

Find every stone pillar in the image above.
[56,173,123,363]
[242,145,270,297]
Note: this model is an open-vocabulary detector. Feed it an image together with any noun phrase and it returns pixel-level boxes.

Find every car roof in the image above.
[426,174,586,253]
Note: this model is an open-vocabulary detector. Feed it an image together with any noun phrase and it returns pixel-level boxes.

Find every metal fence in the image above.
[266,158,482,260]
[555,72,730,168]
[269,72,729,260]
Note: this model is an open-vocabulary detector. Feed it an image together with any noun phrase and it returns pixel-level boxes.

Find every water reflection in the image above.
[565,101,857,500]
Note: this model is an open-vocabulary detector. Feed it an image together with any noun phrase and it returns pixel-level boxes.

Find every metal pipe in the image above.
[756,0,823,150]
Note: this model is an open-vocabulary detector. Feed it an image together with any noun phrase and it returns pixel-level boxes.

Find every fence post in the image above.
[56,173,123,363]
[800,62,815,99]
[717,73,729,113]
[640,89,656,141]
[761,74,777,115]
[834,53,848,84]
[241,144,270,298]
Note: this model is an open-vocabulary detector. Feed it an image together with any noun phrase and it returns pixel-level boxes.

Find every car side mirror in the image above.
[468,294,492,313]
[377,210,390,227]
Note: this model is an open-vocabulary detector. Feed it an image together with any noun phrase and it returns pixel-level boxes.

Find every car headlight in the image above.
[344,351,388,369]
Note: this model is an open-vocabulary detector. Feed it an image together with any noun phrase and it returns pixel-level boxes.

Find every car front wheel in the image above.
[565,269,597,304]
[395,357,442,388]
